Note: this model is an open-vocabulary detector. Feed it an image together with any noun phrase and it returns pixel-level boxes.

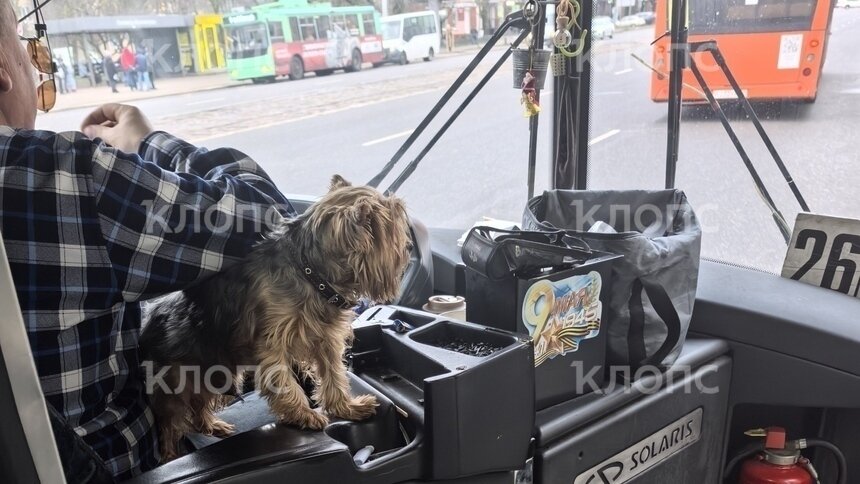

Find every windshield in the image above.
[382,20,401,40]
[225,23,269,59]
[27,0,857,275]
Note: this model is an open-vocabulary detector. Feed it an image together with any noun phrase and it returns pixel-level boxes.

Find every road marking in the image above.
[614,68,633,75]
[588,129,620,146]
[362,129,415,147]
[186,97,225,106]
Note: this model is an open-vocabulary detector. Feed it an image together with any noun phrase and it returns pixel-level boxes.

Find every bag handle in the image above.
[627,278,682,370]
[463,226,595,280]
[474,226,594,254]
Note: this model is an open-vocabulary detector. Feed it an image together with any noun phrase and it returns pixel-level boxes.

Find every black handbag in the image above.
[461,226,593,281]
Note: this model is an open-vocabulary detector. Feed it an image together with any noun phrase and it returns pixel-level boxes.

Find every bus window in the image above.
[298,17,317,41]
[289,17,300,42]
[347,15,360,36]
[423,14,438,34]
[224,22,269,59]
[404,17,420,41]
[382,19,401,41]
[316,16,331,40]
[362,13,376,35]
[690,0,818,34]
[268,21,285,42]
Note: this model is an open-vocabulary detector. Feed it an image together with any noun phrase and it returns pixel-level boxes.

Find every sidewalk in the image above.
[50,44,507,113]
[51,72,237,112]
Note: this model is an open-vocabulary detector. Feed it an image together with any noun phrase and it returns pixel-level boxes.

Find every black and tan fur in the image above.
[140,175,411,461]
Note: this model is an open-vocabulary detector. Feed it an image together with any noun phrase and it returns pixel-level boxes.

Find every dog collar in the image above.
[285,239,355,310]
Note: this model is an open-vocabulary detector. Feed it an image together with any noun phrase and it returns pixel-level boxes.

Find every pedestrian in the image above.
[146,46,156,89]
[0,0,293,479]
[135,49,151,91]
[54,58,67,94]
[77,60,93,87]
[64,58,77,93]
[445,23,455,52]
[102,53,119,93]
[120,42,136,90]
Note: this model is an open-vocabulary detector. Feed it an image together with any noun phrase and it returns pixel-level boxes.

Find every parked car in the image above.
[615,15,647,29]
[635,11,657,24]
[592,16,615,39]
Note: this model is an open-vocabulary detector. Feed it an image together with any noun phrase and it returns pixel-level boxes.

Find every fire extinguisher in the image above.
[724,427,848,484]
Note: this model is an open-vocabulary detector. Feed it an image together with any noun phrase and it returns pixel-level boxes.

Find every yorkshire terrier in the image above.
[140,175,412,461]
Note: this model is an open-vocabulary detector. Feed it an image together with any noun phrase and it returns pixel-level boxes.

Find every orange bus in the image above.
[650,0,836,102]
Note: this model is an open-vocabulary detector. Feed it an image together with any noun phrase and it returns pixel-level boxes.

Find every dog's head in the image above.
[300,175,411,303]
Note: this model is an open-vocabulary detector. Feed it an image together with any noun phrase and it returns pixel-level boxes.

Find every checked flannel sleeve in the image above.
[90,131,294,301]
[0,126,294,478]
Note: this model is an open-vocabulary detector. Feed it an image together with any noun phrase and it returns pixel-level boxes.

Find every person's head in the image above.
[0,1,38,129]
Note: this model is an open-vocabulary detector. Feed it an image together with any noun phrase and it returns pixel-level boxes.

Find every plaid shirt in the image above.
[0,127,293,479]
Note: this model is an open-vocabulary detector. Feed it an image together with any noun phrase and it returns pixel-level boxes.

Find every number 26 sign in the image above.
[782,213,860,297]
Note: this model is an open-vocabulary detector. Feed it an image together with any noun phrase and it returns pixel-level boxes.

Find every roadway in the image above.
[36,10,860,272]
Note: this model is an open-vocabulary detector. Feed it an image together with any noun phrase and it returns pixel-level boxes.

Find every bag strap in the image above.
[627,278,682,369]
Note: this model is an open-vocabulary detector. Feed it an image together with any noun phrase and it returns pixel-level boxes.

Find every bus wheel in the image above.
[424,48,434,62]
[346,49,363,72]
[289,57,304,80]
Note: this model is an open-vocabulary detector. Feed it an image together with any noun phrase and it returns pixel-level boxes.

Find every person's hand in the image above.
[81,103,154,153]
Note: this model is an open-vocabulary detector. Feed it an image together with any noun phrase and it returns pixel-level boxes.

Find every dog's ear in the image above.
[351,198,374,228]
[330,175,352,192]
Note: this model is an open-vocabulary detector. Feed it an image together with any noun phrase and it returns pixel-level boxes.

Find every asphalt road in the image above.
[36,11,860,272]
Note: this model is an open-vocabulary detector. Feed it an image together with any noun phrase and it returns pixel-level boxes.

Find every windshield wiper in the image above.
[664,0,809,243]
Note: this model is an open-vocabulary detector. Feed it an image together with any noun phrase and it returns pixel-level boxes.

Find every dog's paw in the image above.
[280,409,329,430]
[206,418,235,437]
[160,450,178,464]
[327,394,379,421]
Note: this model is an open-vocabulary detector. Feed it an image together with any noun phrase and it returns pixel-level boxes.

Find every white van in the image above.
[380,11,441,65]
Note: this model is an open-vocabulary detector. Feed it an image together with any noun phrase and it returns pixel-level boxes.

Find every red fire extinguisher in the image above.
[726,427,848,484]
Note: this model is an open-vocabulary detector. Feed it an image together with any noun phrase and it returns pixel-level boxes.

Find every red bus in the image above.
[650,0,836,102]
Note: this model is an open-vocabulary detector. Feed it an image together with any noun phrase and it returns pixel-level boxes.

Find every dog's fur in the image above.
[140,175,411,461]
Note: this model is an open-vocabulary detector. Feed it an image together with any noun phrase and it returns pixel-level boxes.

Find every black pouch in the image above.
[461,226,593,280]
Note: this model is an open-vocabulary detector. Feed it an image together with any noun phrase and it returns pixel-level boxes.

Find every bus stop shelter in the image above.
[45,15,197,80]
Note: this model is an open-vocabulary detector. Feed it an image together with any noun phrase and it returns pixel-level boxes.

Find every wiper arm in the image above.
[686,41,809,243]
